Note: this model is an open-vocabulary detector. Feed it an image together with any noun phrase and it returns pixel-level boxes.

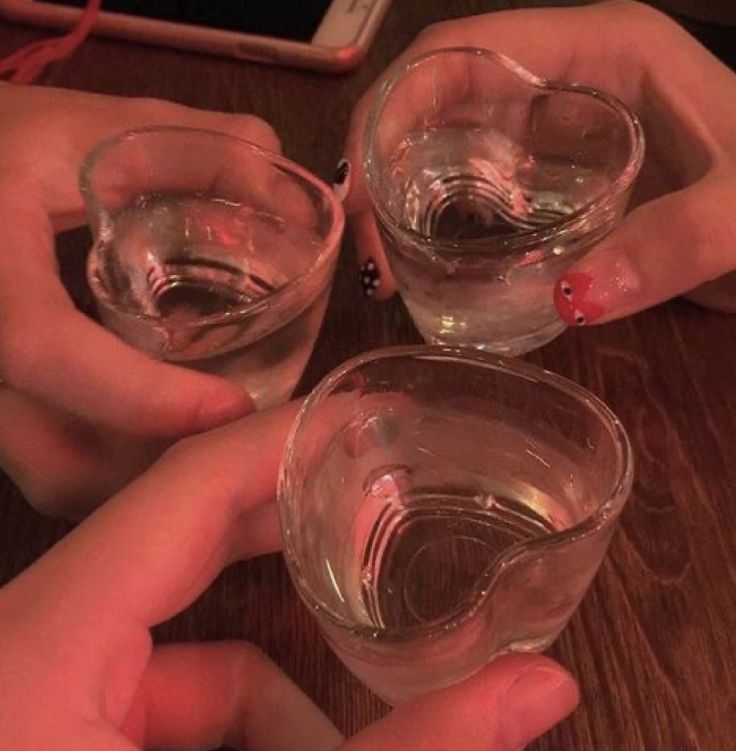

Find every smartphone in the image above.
[0,0,393,72]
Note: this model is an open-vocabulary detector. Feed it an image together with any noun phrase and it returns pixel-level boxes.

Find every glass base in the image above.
[420,318,566,358]
[333,630,563,707]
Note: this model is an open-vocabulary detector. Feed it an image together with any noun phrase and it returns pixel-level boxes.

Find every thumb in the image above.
[552,176,736,325]
[342,654,578,751]
[124,642,342,751]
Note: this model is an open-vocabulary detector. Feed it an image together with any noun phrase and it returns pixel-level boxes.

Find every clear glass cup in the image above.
[364,48,645,356]
[279,346,633,705]
[83,126,344,408]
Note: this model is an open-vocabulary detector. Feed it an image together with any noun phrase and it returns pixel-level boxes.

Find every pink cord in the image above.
[0,0,101,84]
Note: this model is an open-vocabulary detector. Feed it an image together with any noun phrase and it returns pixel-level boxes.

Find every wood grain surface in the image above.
[0,1,734,749]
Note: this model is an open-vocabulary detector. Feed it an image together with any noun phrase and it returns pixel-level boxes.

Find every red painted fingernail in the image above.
[553,273,605,326]
[554,257,641,326]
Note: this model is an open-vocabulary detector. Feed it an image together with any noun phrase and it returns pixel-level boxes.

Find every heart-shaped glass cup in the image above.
[363,48,644,355]
[278,346,634,705]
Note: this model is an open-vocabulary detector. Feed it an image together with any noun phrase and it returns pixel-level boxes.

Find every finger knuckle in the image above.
[123,96,183,124]
[416,20,451,45]
[604,0,680,35]
[686,183,736,265]
[221,642,278,687]
[161,432,196,461]
[237,116,281,153]
[0,320,40,387]
[25,482,86,520]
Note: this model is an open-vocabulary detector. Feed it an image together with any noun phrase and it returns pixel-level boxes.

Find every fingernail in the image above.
[359,258,381,298]
[333,158,351,202]
[554,257,641,326]
[503,666,579,748]
[197,388,255,431]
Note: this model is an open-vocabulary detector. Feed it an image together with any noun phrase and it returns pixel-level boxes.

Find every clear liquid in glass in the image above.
[93,194,331,407]
[304,400,591,634]
[297,400,602,702]
[380,124,612,354]
[359,485,559,631]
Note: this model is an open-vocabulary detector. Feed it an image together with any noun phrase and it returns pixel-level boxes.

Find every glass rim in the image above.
[83,125,344,329]
[278,344,634,638]
[363,47,645,259]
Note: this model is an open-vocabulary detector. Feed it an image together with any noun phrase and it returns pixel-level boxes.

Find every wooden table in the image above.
[1,2,734,749]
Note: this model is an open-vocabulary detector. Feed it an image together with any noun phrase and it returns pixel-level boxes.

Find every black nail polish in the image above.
[359,258,381,297]
[333,158,350,201]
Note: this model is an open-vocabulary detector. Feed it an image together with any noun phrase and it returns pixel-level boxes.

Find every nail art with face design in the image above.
[359,258,381,297]
[332,158,351,202]
[553,273,605,326]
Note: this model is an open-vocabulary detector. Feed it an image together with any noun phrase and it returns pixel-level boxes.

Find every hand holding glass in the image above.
[84,126,344,408]
[364,48,644,355]
[279,346,633,704]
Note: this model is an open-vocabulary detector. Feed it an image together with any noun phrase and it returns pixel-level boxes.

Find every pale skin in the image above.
[0,403,579,750]
[4,0,735,517]
[0,85,279,517]
[343,0,736,324]
[9,9,715,739]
